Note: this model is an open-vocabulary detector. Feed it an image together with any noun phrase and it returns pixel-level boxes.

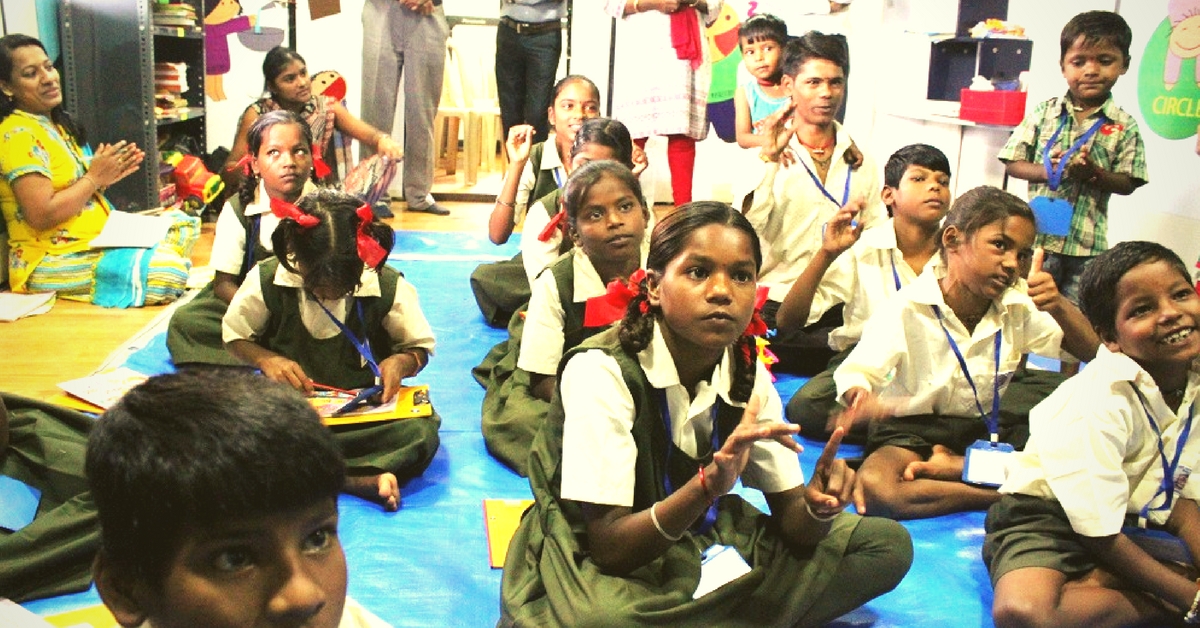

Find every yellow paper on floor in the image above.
[44,604,118,628]
[483,498,534,568]
[310,384,433,426]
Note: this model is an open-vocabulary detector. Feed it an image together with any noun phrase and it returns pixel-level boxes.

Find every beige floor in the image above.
[0,196,494,401]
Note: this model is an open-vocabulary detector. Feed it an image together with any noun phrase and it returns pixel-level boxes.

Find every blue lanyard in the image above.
[1042,111,1106,191]
[797,148,852,207]
[1132,387,1195,526]
[657,389,719,535]
[887,251,902,291]
[552,166,565,190]
[931,305,1002,439]
[315,298,381,380]
[240,215,261,279]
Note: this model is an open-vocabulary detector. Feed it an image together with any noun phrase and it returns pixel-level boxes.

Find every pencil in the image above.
[311,382,356,396]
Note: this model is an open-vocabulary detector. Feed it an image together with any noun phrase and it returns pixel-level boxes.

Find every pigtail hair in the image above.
[730,334,758,404]
[238,171,261,209]
[617,277,655,354]
[356,211,395,273]
[271,218,303,275]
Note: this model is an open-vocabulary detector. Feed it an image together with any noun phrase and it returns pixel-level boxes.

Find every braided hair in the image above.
[239,109,314,208]
[618,201,764,403]
[272,188,394,297]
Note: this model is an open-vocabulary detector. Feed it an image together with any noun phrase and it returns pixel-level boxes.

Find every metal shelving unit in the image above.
[61,0,206,212]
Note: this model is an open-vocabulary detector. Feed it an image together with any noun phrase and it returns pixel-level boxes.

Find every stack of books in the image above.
[151,2,198,28]
[154,61,190,118]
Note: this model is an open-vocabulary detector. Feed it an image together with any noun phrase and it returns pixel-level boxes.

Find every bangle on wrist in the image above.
[496,198,515,208]
[698,465,717,504]
[1185,585,1200,624]
[649,501,684,541]
[804,501,839,522]
[82,174,102,192]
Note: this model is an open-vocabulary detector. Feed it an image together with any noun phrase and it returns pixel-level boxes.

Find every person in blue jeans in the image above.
[496,0,566,145]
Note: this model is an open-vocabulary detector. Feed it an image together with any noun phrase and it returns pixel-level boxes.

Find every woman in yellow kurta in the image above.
[0,34,197,305]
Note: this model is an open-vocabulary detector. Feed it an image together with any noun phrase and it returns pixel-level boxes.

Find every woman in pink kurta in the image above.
[604,0,722,206]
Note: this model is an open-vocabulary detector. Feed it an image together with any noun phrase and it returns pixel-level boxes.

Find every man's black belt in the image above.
[499,16,561,35]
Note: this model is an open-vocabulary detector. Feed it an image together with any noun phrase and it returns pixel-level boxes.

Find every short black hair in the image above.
[572,117,634,169]
[87,370,344,586]
[780,31,848,79]
[261,45,305,96]
[938,186,1034,257]
[883,144,951,188]
[1079,241,1191,342]
[739,14,788,49]
[563,159,644,228]
[1060,11,1132,66]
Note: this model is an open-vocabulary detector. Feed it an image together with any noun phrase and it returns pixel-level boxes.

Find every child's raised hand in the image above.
[708,395,802,497]
[258,355,313,394]
[1025,248,1064,313]
[804,427,859,518]
[845,141,865,169]
[821,199,864,256]
[1065,145,1100,183]
[631,144,649,177]
[505,124,535,163]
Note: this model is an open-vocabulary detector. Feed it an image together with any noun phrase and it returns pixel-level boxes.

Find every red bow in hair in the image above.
[229,153,253,175]
[584,268,648,327]
[743,285,770,337]
[270,197,319,228]
[538,209,568,243]
[354,204,389,267]
[312,144,332,179]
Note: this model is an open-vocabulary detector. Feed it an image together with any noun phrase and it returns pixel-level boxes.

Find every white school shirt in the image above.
[833,270,1064,419]
[518,249,608,376]
[1002,347,1200,535]
[559,321,805,507]
[513,134,566,226]
[521,201,656,285]
[208,180,317,275]
[745,121,885,303]
[222,262,435,356]
[810,218,944,351]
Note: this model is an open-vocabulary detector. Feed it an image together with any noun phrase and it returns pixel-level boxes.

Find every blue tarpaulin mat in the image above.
[22,230,1002,627]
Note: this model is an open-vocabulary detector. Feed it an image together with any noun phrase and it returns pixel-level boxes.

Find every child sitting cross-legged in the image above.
[836,186,1100,520]
[985,241,1200,628]
[90,370,391,628]
[223,188,440,511]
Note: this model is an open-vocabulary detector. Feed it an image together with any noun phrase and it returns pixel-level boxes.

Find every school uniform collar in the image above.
[906,271,1029,338]
[539,133,565,173]
[245,179,318,217]
[860,218,945,273]
[1096,345,1200,398]
[1055,92,1119,121]
[638,320,741,409]
[570,248,606,302]
[272,263,383,298]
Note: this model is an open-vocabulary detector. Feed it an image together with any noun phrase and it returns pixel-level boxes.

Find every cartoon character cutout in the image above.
[1166,0,1200,90]
[706,2,743,142]
[311,70,347,101]
[203,0,255,101]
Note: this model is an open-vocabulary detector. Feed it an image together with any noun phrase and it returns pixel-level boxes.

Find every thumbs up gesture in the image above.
[1026,248,1064,314]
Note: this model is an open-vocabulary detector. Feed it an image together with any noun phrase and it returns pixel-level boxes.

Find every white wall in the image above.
[202,0,1199,266]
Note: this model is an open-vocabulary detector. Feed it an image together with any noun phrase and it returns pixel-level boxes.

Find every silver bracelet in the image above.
[804,501,840,522]
[649,501,684,541]
[1185,586,1200,624]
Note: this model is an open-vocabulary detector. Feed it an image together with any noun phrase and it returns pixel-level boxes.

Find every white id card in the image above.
[962,440,1014,487]
[693,544,751,599]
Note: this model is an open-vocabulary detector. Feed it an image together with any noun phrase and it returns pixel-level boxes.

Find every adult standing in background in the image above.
[603,0,722,207]
[496,0,566,145]
[361,0,451,215]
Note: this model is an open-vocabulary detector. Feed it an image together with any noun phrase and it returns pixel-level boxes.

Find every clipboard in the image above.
[309,384,433,426]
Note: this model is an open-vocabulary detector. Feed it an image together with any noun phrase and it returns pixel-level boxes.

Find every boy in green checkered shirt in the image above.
[999,11,1147,315]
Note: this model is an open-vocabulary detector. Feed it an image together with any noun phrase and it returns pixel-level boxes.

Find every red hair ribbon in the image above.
[538,209,568,243]
[270,197,320,228]
[354,203,389,268]
[584,268,647,327]
[312,144,332,179]
[229,153,253,175]
[743,285,770,337]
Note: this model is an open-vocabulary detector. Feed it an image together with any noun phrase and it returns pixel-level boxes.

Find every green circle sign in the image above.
[1139,17,1200,140]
